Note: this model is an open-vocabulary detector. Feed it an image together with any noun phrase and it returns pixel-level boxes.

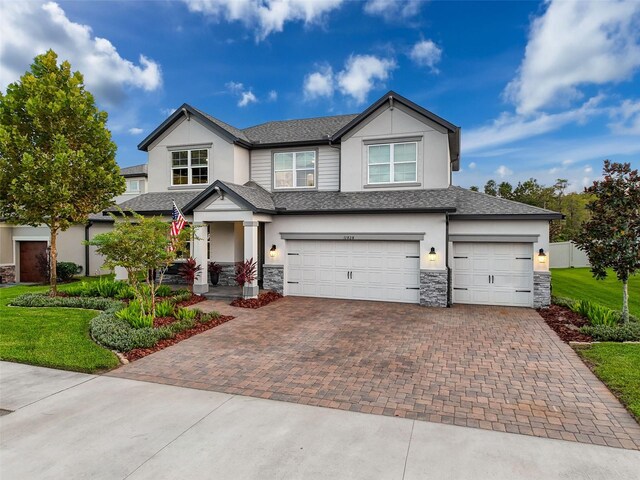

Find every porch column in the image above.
[243,220,259,299]
[193,223,209,294]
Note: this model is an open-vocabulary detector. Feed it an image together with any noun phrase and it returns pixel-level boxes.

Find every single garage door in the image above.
[286,240,420,303]
[452,242,533,307]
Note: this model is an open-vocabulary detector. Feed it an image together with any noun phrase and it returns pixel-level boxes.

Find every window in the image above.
[367,142,417,184]
[125,180,140,193]
[171,149,209,186]
[273,151,316,189]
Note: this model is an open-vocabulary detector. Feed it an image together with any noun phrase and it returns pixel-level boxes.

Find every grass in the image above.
[576,343,640,421]
[0,278,119,373]
[551,268,639,318]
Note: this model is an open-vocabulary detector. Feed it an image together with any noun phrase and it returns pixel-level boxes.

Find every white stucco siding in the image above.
[340,103,451,192]
[234,145,251,185]
[0,224,14,264]
[114,176,147,205]
[264,213,447,271]
[147,116,235,192]
[250,146,340,192]
[448,219,550,272]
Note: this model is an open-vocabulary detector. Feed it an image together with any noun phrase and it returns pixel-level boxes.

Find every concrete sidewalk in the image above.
[1,362,639,480]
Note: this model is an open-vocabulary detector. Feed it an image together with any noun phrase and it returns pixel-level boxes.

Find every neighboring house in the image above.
[113,90,561,308]
[0,164,147,284]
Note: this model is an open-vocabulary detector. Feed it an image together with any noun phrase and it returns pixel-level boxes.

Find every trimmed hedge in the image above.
[10,294,119,311]
[581,323,640,342]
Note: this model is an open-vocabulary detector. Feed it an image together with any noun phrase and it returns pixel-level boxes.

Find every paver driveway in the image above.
[110,298,640,450]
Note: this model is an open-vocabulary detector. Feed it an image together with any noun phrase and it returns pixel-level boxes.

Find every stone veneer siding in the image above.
[533,271,551,308]
[263,265,284,294]
[0,265,16,284]
[420,270,448,307]
[216,263,237,286]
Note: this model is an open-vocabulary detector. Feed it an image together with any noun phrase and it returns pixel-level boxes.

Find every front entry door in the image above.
[19,241,48,283]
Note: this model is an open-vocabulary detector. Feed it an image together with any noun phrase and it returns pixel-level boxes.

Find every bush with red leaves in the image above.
[230,291,283,309]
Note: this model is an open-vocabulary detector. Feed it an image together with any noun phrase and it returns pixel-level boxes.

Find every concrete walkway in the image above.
[1,362,639,479]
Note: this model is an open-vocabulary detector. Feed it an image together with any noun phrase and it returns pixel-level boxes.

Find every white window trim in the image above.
[125,179,141,193]
[367,142,417,185]
[273,150,317,190]
[171,149,209,186]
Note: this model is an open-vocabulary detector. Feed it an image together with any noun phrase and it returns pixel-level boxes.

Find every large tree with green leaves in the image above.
[0,50,125,294]
[575,161,640,322]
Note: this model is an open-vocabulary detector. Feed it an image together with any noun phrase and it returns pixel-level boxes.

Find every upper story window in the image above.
[125,179,141,194]
[273,151,316,189]
[171,149,208,186]
[368,142,417,184]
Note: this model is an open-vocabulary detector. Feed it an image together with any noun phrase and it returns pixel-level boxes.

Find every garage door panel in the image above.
[287,240,420,304]
[453,242,533,307]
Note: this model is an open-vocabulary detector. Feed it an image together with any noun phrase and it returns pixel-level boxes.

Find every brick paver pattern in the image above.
[109,298,640,450]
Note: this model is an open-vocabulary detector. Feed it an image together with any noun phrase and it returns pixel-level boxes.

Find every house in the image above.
[111,90,561,308]
[0,165,148,283]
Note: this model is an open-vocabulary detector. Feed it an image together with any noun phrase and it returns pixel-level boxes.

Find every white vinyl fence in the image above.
[549,241,591,268]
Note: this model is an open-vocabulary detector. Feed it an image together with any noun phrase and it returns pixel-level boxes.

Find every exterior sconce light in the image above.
[538,248,547,263]
[269,245,277,258]
[428,247,437,262]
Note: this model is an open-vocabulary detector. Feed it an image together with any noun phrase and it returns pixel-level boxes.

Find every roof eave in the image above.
[275,207,456,215]
[449,213,564,220]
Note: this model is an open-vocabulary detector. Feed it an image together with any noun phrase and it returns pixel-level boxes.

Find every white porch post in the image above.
[193,223,209,294]
[114,266,128,282]
[243,220,259,299]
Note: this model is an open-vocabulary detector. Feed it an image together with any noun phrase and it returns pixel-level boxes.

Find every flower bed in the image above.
[537,304,592,343]
[230,291,283,309]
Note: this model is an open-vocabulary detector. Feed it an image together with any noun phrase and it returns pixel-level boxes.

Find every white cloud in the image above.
[238,91,257,107]
[364,0,421,20]
[161,107,177,116]
[409,39,442,71]
[225,81,244,93]
[0,2,162,106]
[463,96,605,153]
[184,0,345,41]
[267,90,278,101]
[608,98,640,134]
[128,127,143,135]
[468,162,476,169]
[303,66,334,100]
[337,54,396,104]
[584,165,593,173]
[504,0,640,115]
[496,165,513,178]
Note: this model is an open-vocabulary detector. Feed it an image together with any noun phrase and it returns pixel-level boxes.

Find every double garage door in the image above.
[286,240,420,304]
[452,242,534,307]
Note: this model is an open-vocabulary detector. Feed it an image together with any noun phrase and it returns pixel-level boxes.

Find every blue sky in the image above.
[1,0,639,191]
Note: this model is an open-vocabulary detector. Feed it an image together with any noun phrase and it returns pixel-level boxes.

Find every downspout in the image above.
[445,212,451,307]
[84,221,93,277]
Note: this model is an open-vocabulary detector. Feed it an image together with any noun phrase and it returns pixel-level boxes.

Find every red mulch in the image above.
[125,314,234,361]
[175,294,206,307]
[538,304,592,343]
[230,291,283,309]
[152,316,176,328]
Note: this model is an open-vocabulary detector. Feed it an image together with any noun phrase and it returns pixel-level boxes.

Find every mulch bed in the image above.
[125,314,234,361]
[230,291,283,309]
[175,294,206,307]
[538,304,593,343]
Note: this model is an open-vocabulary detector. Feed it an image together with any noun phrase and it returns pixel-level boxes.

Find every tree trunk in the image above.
[621,280,629,323]
[49,225,58,296]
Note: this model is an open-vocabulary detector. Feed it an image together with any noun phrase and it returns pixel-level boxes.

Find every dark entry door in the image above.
[19,241,47,283]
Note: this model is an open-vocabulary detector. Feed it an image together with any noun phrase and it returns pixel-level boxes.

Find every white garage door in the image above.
[452,242,533,307]
[286,240,420,303]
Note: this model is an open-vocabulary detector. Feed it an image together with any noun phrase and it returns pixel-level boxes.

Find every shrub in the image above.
[235,258,257,286]
[171,291,192,304]
[57,262,83,282]
[10,294,119,311]
[91,311,173,352]
[155,299,174,317]
[199,311,220,323]
[115,300,154,329]
[94,278,125,298]
[155,284,173,298]
[552,296,575,309]
[581,323,640,342]
[178,258,202,290]
[208,262,223,275]
[571,300,619,327]
[174,307,198,321]
[115,285,136,300]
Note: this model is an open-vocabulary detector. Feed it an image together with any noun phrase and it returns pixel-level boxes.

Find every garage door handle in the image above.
[287,281,299,284]
[406,287,419,290]
[287,253,299,256]
[516,257,532,260]
[453,287,468,290]
[453,256,467,259]
[516,289,531,293]
[406,255,419,258]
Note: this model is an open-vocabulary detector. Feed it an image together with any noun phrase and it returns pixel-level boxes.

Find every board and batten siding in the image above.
[250,146,340,192]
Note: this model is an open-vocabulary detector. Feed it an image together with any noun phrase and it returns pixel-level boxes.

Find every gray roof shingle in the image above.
[119,164,148,177]
[113,191,200,214]
[220,181,275,211]
[191,106,252,143]
[450,186,561,217]
[241,114,358,144]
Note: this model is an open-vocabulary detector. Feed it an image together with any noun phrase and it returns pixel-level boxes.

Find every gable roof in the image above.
[136,91,459,167]
[119,164,147,178]
[112,191,199,215]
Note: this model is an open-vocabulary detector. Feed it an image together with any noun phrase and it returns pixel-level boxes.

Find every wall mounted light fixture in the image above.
[428,247,437,262]
[538,248,547,263]
[269,245,277,258]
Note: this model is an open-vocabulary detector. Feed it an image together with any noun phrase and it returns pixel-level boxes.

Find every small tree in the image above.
[575,161,640,322]
[87,212,192,318]
[0,50,125,295]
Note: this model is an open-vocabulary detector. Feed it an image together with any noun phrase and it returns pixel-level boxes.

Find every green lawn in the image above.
[0,280,119,373]
[551,267,639,318]
[576,343,640,421]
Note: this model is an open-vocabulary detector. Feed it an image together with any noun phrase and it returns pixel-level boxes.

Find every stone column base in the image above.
[534,271,551,308]
[243,284,259,299]
[0,265,16,283]
[420,270,448,307]
[193,283,209,294]
[263,265,284,294]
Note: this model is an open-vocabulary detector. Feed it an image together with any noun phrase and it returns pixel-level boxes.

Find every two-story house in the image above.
[115,91,561,308]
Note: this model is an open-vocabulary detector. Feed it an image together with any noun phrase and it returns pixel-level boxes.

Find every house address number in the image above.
[343,235,355,240]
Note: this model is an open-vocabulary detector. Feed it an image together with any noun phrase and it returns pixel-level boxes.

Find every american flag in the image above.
[170,201,186,238]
